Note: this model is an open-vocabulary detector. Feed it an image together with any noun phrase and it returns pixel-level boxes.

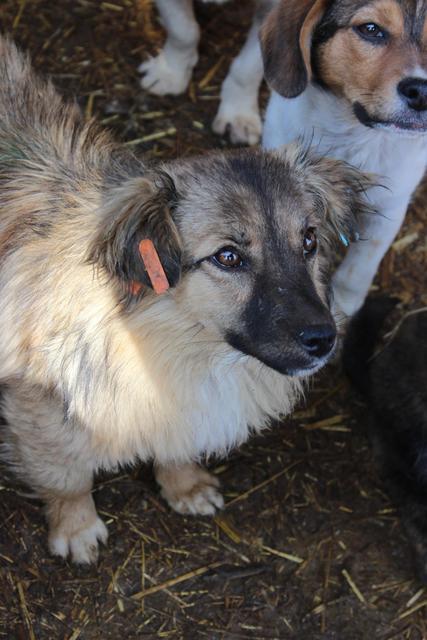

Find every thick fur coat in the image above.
[0,36,372,563]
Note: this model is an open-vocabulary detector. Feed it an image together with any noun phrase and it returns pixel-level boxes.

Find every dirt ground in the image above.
[0,1,427,638]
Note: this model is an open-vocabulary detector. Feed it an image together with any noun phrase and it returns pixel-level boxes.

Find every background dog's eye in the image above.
[212,247,244,269]
[303,228,317,256]
[355,23,387,42]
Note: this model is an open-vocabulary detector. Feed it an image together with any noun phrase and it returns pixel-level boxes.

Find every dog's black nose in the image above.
[398,78,427,111]
[298,324,336,359]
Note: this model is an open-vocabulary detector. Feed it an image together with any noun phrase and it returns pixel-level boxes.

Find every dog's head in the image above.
[91,145,373,377]
[261,0,427,133]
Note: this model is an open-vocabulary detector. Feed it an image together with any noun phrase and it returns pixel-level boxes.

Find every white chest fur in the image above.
[60,299,304,470]
[264,86,427,203]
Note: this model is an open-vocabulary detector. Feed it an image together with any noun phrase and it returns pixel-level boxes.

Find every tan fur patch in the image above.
[261,0,327,97]
[317,0,422,113]
[300,0,329,80]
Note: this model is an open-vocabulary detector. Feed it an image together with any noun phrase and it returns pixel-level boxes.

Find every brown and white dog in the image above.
[139,0,274,145]
[0,35,372,563]
[261,0,427,318]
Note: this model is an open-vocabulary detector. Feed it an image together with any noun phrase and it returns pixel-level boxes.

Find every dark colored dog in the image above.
[344,296,427,581]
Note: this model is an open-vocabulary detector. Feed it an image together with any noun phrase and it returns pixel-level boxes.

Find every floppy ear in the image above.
[304,155,377,248]
[90,172,182,295]
[260,0,327,98]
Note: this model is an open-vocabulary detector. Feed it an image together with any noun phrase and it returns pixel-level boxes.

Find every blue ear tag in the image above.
[339,232,350,247]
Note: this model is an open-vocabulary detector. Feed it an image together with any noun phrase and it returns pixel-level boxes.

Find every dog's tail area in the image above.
[0,35,27,78]
[0,33,119,180]
[342,296,399,398]
[0,33,77,126]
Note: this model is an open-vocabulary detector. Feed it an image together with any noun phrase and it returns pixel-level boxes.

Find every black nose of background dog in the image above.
[398,78,427,111]
[298,325,336,359]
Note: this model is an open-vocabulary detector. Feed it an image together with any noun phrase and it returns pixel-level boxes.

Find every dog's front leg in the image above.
[139,0,200,96]
[45,491,108,565]
[212,15,264,145]
[2,386,107,564]
[155,462,224,515]
[332,202,409,318]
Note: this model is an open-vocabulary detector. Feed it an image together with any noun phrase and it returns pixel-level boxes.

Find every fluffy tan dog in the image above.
[0,36,372,563]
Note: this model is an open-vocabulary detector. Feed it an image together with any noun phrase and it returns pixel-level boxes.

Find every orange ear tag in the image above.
[138,239,170,295]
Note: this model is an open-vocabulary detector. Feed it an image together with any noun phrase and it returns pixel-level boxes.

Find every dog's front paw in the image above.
[139,51,196,96]
[167,479,224,516]
[212,107,262,146]
[156,463,224,516]
[49,517,108,564]
[47,494,108,564]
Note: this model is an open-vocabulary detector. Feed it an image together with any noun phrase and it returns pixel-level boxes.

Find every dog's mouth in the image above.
[353,102,427,134]
[226,332,336,377]
[285,353,335,378]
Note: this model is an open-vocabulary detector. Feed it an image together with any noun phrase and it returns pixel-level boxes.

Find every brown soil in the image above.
[0,1,426,638]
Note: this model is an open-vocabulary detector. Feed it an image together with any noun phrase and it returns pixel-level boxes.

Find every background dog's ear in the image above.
[90,172,182,294]
[260,0,327,98]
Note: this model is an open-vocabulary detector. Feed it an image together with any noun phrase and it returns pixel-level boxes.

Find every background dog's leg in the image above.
[1,387,107,564]
[212,16,264,145]
[155,462,224,515]
[332,204,408,317]
[139,0,200,95]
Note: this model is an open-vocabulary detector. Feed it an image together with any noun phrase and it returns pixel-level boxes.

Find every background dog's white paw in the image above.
[139,52,196,96]
[212,107,262,145]
[156,463,224,516]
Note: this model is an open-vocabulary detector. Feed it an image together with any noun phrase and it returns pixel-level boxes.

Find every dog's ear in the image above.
[260,0,327,98]
[303,154,376,248]
[90,172,182,294]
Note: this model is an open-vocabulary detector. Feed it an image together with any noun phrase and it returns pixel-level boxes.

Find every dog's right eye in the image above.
[303,228,317,257]
[355,23,388,43]
[211,247,244,269]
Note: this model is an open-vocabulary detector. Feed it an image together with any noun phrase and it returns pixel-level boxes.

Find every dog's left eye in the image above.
[303,228,317,256]
[355,23,388,42]
[211,247,244,269]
